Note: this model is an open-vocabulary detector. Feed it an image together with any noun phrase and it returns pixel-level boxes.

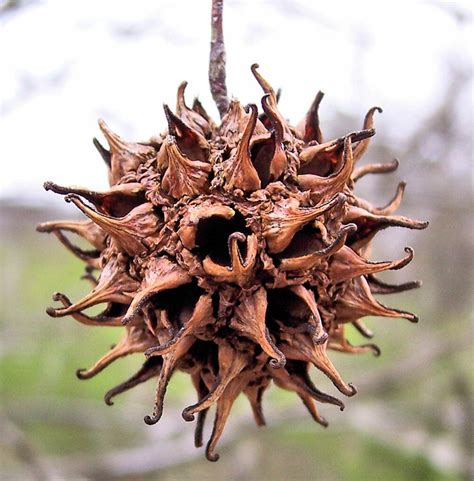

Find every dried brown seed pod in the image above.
[38,3,427,462]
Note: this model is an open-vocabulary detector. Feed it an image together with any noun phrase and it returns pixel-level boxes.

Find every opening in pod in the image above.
[194,211,250,265]
[278,223,325,260]
[150,281,204,330]
[102,302,129,318]
[266,288,315,330]
[180,339,218,372]
[250,139,274,187]
[298,154,335,177]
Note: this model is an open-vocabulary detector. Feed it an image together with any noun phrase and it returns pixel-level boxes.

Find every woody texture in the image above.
[37,0,428,462]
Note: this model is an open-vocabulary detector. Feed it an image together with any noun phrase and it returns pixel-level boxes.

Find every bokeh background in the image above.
[1,1,473,480]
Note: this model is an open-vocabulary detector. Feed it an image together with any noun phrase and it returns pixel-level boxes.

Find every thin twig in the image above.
[209,0,229,118]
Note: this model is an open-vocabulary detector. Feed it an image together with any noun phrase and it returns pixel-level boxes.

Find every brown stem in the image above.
[209,0,229,118]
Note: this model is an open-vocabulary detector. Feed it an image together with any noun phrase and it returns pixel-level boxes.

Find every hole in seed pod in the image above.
[277,223,324,259]
[298,154,337,177]
[211,292,220,319]
[346,218,378,246]
[250,139,273,187]
[189,340,215,365]
[200,342,219,374]
[151,282,204,329]
[266,288,314,330]
[103,302,129,317]
[194,212,249,266]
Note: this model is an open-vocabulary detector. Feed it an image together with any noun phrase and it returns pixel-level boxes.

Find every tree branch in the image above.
[209,0,229,118]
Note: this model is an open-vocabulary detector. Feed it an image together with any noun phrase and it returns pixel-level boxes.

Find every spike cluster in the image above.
[38,64,427,461]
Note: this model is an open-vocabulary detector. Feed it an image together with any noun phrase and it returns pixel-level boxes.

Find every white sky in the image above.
[0,0,472,202]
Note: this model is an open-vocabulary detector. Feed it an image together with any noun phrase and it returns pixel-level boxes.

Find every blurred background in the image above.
[0,0,472,480]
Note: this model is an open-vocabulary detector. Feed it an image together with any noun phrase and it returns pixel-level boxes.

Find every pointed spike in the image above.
[330,246,414,284]
[205,374,247,462]
[43,181,146,216]
[298,91,324,143]
[191,373,210,448]
[352,319,374,338]
[144,335,195,425]
[279,335,357,397]
[37,218,107,251]
[64,195,161,256]
[161,135,211,198]
[290,362,346,409]
[352,158,399,182]
[346,205,429,252]
[230,287,286,368]
[81,270,98,287]
[298,132,362,201]
[47,256,138,318]
[176,81,189,111]
[328,325,381,357]
[261,93,284,142]
[244,382,269,426]
[176,81,212,136]
[271,363,344,413]
[92,137,111,167]
[353,107,383,162]
[98,119,129,153]
[145,295,213,358]
[276,88,282,103]
[224,104,261,192]
[251,63,277,100]
[143,357,174,425]
[329,341,381,357]
[299,129,375,165]
[261,94,288,179]
[182,343,249,421]
[367,275,422,295]
[97,119,155,185]
[289,286,328,344]
[41,228,101,267]
[374,181,406,215]
[122,257,191,325]
[195,409,209,448]
[299,394,329,427]
[76,326,153,380]
[279,223,356,271]
[163,104,209,161]
[218,99,248,141]
[310,342,358,396]
[263,192,347,254]
[192,97,213,123]
[336,276,419,323]
[104,357,162,406]
[49,292,123,327]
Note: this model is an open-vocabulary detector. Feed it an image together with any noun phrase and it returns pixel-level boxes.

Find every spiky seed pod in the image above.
[38,65,428,462]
